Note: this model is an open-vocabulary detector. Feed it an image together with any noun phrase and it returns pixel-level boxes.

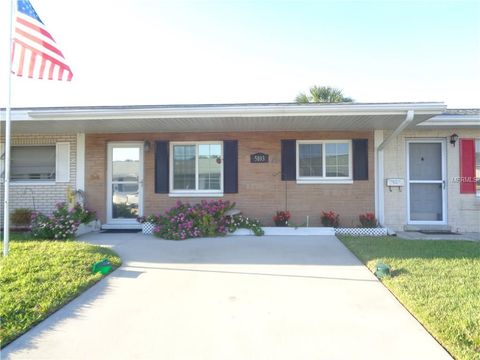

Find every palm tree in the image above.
[295,85,353,103]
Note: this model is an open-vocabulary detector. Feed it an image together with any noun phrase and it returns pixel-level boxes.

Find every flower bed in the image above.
[139,200,264,239]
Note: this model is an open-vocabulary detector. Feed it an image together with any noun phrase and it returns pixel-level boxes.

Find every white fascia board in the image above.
[3,102,446,121]
[417,115,480,127]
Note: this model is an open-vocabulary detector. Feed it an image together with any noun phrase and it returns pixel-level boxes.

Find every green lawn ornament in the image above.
[92,259,112,275]
[374,262,390,279]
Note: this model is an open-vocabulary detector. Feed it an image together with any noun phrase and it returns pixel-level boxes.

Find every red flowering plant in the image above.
[273,210,291,227]
[359,212,377,228]
[320,210,340,228]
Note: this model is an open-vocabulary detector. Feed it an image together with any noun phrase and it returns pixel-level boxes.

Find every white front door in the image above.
[407,139,447,225]
[107,142,144,225]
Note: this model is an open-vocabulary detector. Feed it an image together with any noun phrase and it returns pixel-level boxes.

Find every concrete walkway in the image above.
[4,234,452,360]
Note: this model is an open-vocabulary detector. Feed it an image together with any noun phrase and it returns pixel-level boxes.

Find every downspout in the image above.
[376,110,415,228]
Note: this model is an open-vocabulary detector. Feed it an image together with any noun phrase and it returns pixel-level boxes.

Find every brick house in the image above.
[1,102,479,232]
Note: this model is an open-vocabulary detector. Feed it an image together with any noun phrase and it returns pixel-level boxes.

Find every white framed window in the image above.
[0,143,70,184]
[476,139,480,196]
[169,142,223,196]
[296,140,352,184]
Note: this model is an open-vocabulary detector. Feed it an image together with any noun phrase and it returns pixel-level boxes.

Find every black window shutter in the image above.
[155,141,169,193]
[223,140,238,193]
[281,139,296,181]
[352,139,368,181]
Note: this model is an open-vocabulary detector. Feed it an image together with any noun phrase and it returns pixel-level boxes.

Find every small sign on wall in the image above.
[386,178,405,187]
[250,152,269,163]
[386,178,405,192]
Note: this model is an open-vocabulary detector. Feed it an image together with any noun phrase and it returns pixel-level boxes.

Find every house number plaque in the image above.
[250,152,269,163]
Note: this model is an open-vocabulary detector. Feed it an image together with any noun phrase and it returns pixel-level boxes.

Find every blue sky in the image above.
[1,0,479,108]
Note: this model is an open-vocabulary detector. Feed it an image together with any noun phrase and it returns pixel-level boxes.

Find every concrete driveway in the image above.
[4,234,451,360]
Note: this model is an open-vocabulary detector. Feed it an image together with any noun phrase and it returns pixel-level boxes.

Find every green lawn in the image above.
[0,237,121,347]
[339,236,480,360]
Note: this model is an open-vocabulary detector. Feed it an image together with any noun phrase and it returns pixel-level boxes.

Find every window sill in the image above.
[296,179,353,185]
[5,181,57,186]
[169,192,224,198]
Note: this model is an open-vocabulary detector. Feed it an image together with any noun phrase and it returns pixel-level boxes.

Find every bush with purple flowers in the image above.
[139,200,264,240]
[30,202,97,240]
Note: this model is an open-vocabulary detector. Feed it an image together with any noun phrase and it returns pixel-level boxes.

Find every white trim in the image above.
[406,138,447,225]
[55,142,70,183]
[374,130,384,224]
[21,102,446,120]
[169,141,223,195]
[168,192,225,198]
[296,140,352,183]
[106,142,144,225]
[76,133,85,191]
[10,181,56,186]
[419,115,480,127]
[296,179,353,185]
[102,223,142,230]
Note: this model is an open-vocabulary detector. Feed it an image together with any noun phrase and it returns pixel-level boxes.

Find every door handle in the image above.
[442,180,446,189]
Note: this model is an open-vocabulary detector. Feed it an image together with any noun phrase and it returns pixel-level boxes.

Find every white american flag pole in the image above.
[3,0,14,257]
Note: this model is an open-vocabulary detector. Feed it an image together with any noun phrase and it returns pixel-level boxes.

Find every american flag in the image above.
[12,0,73,81]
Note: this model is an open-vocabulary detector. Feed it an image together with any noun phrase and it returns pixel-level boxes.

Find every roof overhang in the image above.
[1,102,447,134]
[418,114,480,128]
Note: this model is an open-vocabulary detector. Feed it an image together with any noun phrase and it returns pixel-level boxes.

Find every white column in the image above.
[76,133,85,191]
[374,130,384,225]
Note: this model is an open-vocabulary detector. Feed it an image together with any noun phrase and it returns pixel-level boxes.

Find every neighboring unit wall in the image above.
[85,131,375,227]
[382,129,480,232]
[0,134,77,218]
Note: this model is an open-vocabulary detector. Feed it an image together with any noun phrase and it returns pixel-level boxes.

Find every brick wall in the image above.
[382,128,480,232]
[86,131,375,227]
[0,134,77,218]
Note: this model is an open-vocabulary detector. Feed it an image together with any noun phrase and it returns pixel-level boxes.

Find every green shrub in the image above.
[228,215,264,236]
[10,208,33,227]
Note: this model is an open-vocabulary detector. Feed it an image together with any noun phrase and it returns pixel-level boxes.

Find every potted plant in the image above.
[273,210,291,227]
[320,210,340,227]
[359,212,377,228]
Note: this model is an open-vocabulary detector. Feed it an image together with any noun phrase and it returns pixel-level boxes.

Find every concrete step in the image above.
[404,224,452,232]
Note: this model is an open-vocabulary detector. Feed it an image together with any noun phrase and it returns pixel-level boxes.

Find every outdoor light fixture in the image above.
[144,140,151,152]
[450,133,459,147]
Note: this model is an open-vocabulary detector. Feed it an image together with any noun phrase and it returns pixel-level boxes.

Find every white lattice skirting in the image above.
[335,227,388,236]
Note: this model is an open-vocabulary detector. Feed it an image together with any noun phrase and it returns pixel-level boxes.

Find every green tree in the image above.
[295,85,353,103]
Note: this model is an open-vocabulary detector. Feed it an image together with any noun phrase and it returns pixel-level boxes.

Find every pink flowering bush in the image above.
[140,200,234,240]
[139,200,264,240]
[30,202,96,240]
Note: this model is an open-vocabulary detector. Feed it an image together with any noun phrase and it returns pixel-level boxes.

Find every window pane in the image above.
[476,140,480,194]
[112,184,139,219]
[325,143,349,177]
[410,183,443,221]
[173,145,196,190]
[11,146,55,181]
[409,143,442,181]
[198,144,222,190]
[112,147,140,182]
[299,144,322,177]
